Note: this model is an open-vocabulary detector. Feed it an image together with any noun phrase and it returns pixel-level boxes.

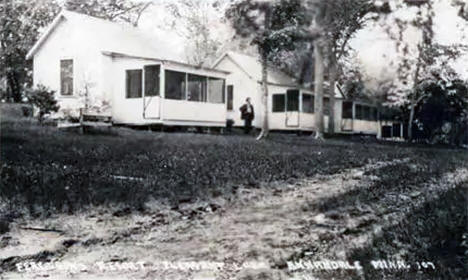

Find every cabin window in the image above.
[187,74,207,102]
[355,104,363,119]
[302,94,314,113]
[144,65,160,97]
[363,106,371,120]
[126,69,142,98]
[323,97,330,115]
[272,94,285,112]
[382,125,392,138]
[393,123,401,137]
[208,78,225,104]
[60,59,73,96]
[165,70,186,100]
[227,85,234,110]
[342,101,353,119]
[371,107,378,121]
[286,89,299,111]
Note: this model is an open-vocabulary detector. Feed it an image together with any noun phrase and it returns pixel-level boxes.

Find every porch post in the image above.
[160,63,165,121]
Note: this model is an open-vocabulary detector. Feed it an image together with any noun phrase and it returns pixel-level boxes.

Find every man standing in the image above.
[240,97,255,134]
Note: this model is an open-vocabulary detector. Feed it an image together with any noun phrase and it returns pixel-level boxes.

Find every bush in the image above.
[21,105,33,117]
[25,85,59,123]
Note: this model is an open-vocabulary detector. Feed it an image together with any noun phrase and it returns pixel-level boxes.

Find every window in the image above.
[208,78,225,104]
[382,125,392,138]
[126,69,142,98]
[60,59,73,95]
[227,85,234,110]
[302,94,314,113]
[342,101,353,119]
[363,105,371,120]
[393,123,401,137]
[286,89,299,111]
[272,94,285,112]
[165,70,186,100]
[144,65,160,97]
[187,74,207,102]
[323,97,330,115]
[370,107,378,121]
[355,104,363,120]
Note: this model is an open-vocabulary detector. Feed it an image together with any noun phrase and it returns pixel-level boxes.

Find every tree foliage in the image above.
[164,0,229,66]
[0,0,150,103]
[383,0,467,141]
[64,0,151,27]
[226,0,312,140]
[0,0,60,102]
[26,84,59,123]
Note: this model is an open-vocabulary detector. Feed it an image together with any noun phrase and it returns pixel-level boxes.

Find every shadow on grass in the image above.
[345,182,468,280]
[291,182,467,280]
[310,152,465,216]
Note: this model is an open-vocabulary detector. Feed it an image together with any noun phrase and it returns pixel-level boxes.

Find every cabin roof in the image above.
[212,52,297,86]
[26,10,185,63]
[101,51,230,75]
[213,51,345,98]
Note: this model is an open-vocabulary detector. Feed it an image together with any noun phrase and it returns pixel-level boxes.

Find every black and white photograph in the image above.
[1,0,467,279]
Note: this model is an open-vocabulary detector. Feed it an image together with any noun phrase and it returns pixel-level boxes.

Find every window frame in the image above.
[302,93,314,114]
[144,65,160,97]
[286,89,300,112]
[164,69,187,100]
[227,85,234,111]
[126,69,143,99]
[207,77,225,104]
[60,59,74,96]
[272,93,286,112]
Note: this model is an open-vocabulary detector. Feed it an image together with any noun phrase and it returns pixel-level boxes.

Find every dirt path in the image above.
[2,158,465,280]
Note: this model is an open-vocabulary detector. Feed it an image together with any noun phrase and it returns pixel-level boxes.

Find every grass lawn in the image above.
[1,102,449,215]
[1,103,467,279]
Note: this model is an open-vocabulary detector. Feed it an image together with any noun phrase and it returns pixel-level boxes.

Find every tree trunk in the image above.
[328,55,337,135]
[256,52,269,140]
[408,57,421,142]
[313,40,325,140]
[408,98,415,141]
[6,71,21,102]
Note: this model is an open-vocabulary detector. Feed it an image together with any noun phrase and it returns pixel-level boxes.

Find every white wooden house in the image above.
[212,52,385,136]
[212,52,344,133]
[26,10,228,127]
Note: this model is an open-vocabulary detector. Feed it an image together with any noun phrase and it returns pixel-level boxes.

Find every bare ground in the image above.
[2,157,466,280]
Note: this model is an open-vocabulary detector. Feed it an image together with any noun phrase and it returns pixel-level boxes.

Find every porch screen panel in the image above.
[165,70,186,100]
[355,104,363,120]
[286,89,299,111]
[208,78,225,104]
[60,59,73,96]
[363,106,371,120]
[227,85,234,110]
[371,107,378,121]
[126,69,142,98]
[187,74,207,102]
[342,101,353,118]
[272,94,285,112]
[302,94,314,113]
[144,65,160,97]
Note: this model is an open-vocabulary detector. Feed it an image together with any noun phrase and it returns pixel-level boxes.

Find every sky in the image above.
[136,0,468,82]
[351,0,468,82]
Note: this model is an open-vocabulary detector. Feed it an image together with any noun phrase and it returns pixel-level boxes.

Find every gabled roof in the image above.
[213,51,345,98]
[212,52,298,87]
[26,10,185,63]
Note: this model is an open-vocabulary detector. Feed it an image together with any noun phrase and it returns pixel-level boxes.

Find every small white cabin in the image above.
[26,11,228,128]
[212,52,345,133]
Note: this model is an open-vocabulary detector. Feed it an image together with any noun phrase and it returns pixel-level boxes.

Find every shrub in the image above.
[26,85,59,123]
[21,105,33,117]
